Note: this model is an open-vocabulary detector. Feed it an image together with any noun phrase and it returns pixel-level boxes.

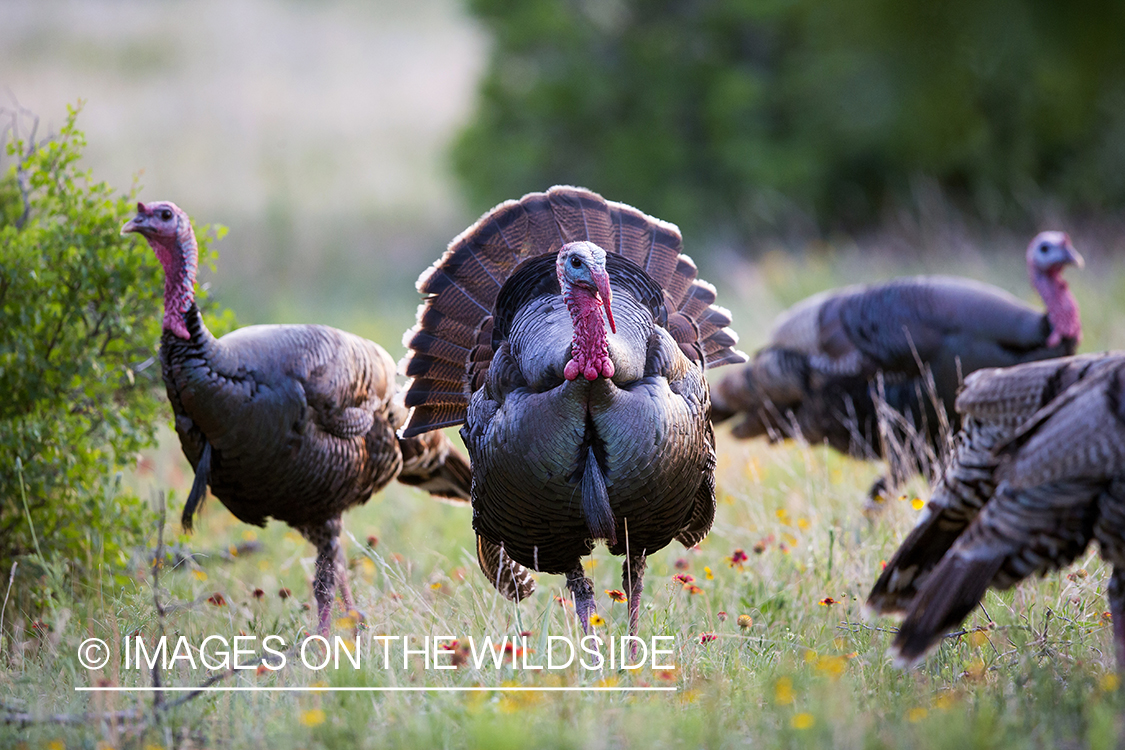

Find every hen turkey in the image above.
[123,201,472,636]
[712,233,1083,498]
[400,186,746,634]
[865,352,1125,667]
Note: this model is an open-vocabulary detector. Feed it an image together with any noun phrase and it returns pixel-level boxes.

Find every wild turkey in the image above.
[865,352,1125,667]
[400,186,746,634]
[122,201,472,636]
[711,232,1083,499]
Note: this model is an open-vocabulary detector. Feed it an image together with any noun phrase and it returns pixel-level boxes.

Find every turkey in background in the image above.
[711,232,1083,503]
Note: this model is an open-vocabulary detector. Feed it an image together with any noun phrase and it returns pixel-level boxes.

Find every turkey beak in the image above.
[595,272,616,334]
[121,203,147,236]
[1064,243,1085,270]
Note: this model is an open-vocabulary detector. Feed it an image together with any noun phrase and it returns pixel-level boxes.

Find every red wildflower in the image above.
[673,573,695,585]
[819,597,837,607]
[674,558,690,571]
[606,589,627,602]
[207,593,227,606]
[252,588,265,599]
[700,633,717,644]
[278,588,292,599]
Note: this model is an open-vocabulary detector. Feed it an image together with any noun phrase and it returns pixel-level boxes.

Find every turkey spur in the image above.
[400,186,746,635]
[712,232,1083,500]
[123,201,471,636]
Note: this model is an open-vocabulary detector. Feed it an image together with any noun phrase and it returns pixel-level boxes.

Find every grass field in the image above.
[4,246,1125,749]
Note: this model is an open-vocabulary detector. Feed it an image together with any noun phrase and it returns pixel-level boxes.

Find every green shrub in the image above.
[0,104,229,596]
[453,0,1125,242]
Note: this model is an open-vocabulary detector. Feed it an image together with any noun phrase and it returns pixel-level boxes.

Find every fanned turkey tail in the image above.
[399,185,746,437]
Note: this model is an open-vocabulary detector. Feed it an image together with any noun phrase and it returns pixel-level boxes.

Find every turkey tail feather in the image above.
[889,552,1004,667]
[396,430,472,503]
[182,442,211,533]
[477,536,536,601]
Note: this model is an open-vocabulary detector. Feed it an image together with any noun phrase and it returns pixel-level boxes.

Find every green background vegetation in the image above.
[455,0,1125,240]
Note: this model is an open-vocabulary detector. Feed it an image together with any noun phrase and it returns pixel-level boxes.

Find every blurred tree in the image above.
[0,105,230,595]
[453,0,1125,243]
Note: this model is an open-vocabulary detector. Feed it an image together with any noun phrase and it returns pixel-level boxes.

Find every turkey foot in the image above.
[566,567,597,635]
[622,553,647,652]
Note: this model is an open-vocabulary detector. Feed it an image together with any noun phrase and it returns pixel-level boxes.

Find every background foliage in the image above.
[0,105,229,592]
[453,0,1125,242]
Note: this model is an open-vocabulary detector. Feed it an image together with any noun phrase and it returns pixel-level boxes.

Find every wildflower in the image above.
[818,597,837,607]
[673,573,695,585]
[278,588,292,599]
[774,676,795,705]
[737,614,753,629]
[911,497,925,511]
[933,693,957,710]
[674,558,690,571]
[791,713,814,730]
[752,541,767,555]
[782,533,798,548]
[1067,568,1089,581]
[430,581,443,591]
[583,559,598,570]
[335,615,356,630]
[300,708,326,727]
[242,529,258,542]
[686,585,704,595]
[1100,674,1120,692]
[776,508,791,525]
[588,613,606,627]
[700,633,717,644]
[519,630,532,638]
[366,535,378,548]
[252,588,265,599]
[880,560,887,570]
[256,663,269,676]
[207,593,227,607]
[815,655,847,679]
[796,517,810,531]
[717,611,727,622]
[968,630,989,649]
[192,569,208,582]
[228,544,239,557]
[656,670,676,681]
[907,707,928,723]
[729,549,749,567]
[606,589,627,602]
[704,566,714,580]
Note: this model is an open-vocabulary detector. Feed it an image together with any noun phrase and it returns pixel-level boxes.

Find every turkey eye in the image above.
[160,209,173,221]
[1039,244,1050,253]
[570,257,582,269]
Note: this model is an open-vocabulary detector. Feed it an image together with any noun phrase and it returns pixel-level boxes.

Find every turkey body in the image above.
[713,237,1083,497]
[401,186,745,633]
[463,257,714,575]
[124,200,471,636]
[865,352,1125,667]
[162,310,405,532]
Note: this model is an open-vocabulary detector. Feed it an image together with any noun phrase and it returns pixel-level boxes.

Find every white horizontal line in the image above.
[75,686,676,693]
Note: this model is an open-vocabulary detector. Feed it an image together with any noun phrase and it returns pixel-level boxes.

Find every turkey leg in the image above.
[566,567,597,635]
[622,553,647,638]
[302,518,343,637]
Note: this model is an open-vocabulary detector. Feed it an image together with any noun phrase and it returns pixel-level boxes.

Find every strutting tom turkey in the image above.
[711,233,1083,500]
[123,201,472,636]
[400,186,747,634]
[865,352,1125,668]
